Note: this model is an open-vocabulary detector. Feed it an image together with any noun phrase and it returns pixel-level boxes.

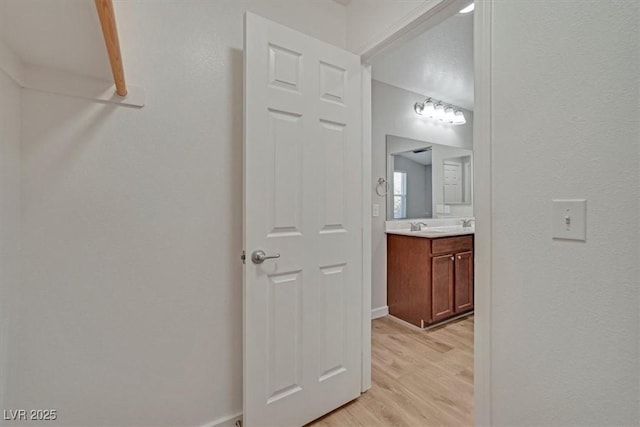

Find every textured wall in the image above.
[0,67,21,418]
[490,1,640,424]
[11,2,346,426]
[372,11,474,110]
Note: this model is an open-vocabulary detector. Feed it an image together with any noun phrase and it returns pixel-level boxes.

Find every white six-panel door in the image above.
[243,12,363,427]
[444,161,462,204]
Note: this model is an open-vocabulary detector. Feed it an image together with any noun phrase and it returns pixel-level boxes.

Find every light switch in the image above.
[444,205,451,214]
[552,199,587,241]
[372,204,379,217]
[436,204,444,214]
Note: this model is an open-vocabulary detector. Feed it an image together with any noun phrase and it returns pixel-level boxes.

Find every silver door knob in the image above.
[251,250,281,264]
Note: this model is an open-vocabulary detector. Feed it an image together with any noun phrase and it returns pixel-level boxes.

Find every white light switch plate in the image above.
[552,199,587,241]
[372,204,379,217]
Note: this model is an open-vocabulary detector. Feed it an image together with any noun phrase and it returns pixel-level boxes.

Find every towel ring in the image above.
[375,177,389,197]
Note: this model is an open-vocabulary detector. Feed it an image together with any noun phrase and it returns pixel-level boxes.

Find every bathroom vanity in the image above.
[383,134,474,328]
[387,228,474,328]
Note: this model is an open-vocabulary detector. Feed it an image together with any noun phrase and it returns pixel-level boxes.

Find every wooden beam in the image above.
[95,0,127,96]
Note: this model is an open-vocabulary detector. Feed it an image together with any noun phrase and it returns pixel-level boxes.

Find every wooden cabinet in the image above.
[387,234,474,328]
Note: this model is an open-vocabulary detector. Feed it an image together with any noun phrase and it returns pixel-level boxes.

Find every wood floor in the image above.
[308,315,474,427]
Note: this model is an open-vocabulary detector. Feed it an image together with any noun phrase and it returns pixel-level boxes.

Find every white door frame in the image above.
[358,1,493,425]
[360,63,373,392]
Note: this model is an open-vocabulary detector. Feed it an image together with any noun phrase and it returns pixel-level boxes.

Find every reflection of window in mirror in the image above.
[393,171,407,219]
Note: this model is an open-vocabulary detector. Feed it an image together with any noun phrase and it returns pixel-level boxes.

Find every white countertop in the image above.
[385,218,475,238]
[386,226,474,238]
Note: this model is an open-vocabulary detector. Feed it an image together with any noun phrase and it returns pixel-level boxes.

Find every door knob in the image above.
[251,250,281,264]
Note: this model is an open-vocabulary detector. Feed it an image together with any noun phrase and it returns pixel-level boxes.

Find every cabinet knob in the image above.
[458,255,461,260]
[450,256,455,261]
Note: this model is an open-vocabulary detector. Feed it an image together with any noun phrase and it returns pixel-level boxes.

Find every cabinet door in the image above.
[432,254,454,322]
[454,251,474,313]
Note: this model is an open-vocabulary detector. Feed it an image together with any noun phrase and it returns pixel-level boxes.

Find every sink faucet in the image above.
[460,218,475,228]
[410,222,429,231]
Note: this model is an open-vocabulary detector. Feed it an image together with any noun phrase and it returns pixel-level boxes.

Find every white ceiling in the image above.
[332,0,352,5]
[397,149,432,166]
[371,11,474,110]
[1,0,112,80]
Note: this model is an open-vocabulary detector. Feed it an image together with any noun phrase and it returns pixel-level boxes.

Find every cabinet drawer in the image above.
[432,236,473,255]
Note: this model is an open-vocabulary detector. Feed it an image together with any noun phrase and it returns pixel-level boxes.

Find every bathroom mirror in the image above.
[386,135,473,220]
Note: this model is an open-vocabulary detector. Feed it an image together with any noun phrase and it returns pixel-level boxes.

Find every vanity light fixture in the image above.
[414,98,467,126]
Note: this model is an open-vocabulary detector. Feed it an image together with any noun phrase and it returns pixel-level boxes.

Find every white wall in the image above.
[0,12,24,88]
[490,1,640,425]
[371,10,474,110]
[371,80,472,312]
[10,2,347,427]
[0,1,4,36]
[0,64,21,418]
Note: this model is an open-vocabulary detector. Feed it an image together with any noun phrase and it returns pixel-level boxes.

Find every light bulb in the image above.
[423,100,435,118]
[459,3,474,14]
[414,102,424,115]
[434,104,446,121]
[453,110,466,125]
[445,107,455,124]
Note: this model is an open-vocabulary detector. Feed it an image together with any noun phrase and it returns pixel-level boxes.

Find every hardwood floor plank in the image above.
[307,315,474,427]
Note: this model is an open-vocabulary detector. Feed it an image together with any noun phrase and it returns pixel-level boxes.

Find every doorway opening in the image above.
[374,2,475,422]
[311,0,487,424]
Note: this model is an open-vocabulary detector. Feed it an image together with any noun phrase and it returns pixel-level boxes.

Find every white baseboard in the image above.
[371,306,389,319]
[201,412,242,427]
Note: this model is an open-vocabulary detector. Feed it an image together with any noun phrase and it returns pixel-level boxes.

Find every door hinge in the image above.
[241,250,246,264]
